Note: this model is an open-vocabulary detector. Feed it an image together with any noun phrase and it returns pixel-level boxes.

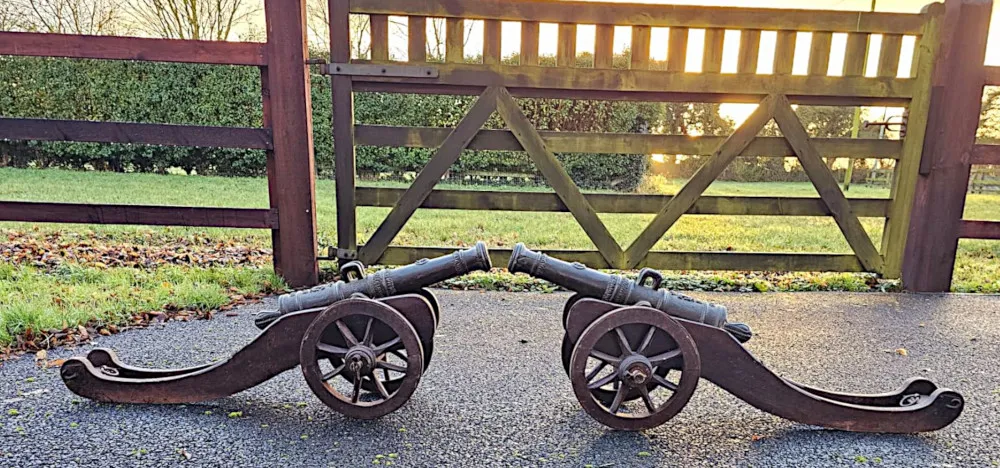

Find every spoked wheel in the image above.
[300,299,424,419]
[569,307,700,431]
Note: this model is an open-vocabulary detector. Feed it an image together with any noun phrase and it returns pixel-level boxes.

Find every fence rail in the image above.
[0,2,318,287]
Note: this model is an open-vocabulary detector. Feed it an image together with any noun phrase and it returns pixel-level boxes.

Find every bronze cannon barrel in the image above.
[255,242,492,328]
[508,244,750,340]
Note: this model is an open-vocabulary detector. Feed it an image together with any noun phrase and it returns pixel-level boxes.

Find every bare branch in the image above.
[129,0,259,40]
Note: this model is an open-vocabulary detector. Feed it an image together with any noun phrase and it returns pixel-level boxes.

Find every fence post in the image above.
[331,0,359,265]
[263,0,319,287]
[902,0,992,292]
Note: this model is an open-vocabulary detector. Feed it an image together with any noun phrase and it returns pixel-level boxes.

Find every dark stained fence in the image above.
[0,0,319,287]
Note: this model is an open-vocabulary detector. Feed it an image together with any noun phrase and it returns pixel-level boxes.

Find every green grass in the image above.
[0,261,283,347]
[0,167,998,347]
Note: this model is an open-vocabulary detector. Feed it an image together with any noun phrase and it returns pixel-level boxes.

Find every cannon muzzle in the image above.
[508,243,750,341]
[255,242,491,328]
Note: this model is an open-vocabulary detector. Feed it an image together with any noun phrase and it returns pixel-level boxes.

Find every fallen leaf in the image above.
[77,325,89,340]
[99,329,111,336]
[47,359,67,368]
[895,348,909,356]
[35,350,47,361]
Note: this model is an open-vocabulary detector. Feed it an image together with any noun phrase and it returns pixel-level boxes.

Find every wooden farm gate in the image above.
[327,0,948,278]
[0,0,319,287]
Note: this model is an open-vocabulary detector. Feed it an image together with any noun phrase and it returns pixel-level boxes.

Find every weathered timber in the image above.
[631,26,652,70]
[332,0,357,263]
[558,24,578,68]
[364,246,865,272]
[623,96,776,269]
[737,30,761,74]
[352,81,912,106]
[0,118,272,149]
[809,32,833,76]
[266,0,318,287]
[370,14,389,61]
[882,6,945,279]
[843,32,870,77]
[0,31,266,65]
[667,27,688,72]
[903,1,990,291]
[353,125,902,158]
[595,24,615,69]
[446,18,464,63]
[349,0,925,34]
[260,67,282,275]
[703,28,725,73]
[495,88,623,267]
[971,144,1000,165]
[360,87,500,266]
[408,16,427,62]
[349,63,914,99]
[354,188,892,217]
[878,33,904,77]
[0,202,278,228]
[984,66,1000,85]
[484,19,502,65]
[958,220,1000,240]
[520,21,540,65]
[774,31,797,75]
[772,95,884,273]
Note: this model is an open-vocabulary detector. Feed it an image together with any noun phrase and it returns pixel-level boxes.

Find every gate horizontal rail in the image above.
[0,201,278,229]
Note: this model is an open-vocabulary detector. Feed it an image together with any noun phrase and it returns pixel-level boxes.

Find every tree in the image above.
[15,0,128,35]
[129,0,259,40]
[305,1,376,58]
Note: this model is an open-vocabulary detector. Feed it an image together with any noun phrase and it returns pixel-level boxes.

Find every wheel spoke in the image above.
[370,372,390,399]
[608,384,627,414]
[652,372,678,392]
[322,364,346,381]
[638,385,657,413]
[351,373,362,403]
[615,328,632,355]
[589,349,621,365]
[585,362,608,383]
[362,317,374,346]
[647,349,682,366]
[377,360,407,373]
[587,372,617,390]
[373,337,401,355]
[389,349,408,362]
[636,326,656,354]
[316,343,349,357]
[336,320,359,346]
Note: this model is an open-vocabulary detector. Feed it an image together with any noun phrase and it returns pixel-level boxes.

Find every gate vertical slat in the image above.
[667,27,689,72]
[737,30,761,74]
[882,4,947,279]
[331,0,358,264]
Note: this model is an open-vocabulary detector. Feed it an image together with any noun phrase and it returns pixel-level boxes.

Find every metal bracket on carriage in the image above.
[59,243,493,420]
[558,297,964,432]
[321,63,439,79]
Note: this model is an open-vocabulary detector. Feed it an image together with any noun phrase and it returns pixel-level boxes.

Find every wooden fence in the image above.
[328,0,949,279]
[0,0,319,287]
[1,0,996,292]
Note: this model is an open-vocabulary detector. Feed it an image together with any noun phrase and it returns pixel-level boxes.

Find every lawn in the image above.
[1,167,998,349]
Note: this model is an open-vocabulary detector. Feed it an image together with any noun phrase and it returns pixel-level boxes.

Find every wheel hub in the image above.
[619,354,653,387]
[345,345,377,374]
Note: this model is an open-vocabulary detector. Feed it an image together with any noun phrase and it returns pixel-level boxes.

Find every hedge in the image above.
[0,55,665,191]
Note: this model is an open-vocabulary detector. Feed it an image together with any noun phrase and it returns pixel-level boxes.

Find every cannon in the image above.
[59,243,492,420]
[508,243,965,432]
